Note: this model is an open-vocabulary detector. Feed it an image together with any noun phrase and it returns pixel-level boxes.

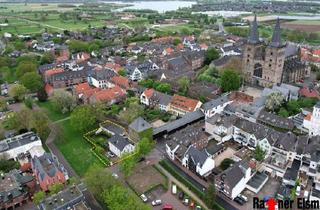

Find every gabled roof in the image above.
[170,95,200,112]
[129,117,152,132]
[185,146,209,167]
[202,95,230,111]
[108,134,132,151]
[220,161,249,189]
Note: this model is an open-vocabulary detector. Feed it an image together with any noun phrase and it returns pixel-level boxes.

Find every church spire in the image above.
[270,17,282,48]
[248,14,259,44]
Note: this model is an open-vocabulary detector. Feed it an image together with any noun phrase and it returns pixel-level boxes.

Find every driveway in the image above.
[214,147,237,167]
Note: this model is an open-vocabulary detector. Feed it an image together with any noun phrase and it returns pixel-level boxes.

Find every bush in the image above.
[220,158,234,170]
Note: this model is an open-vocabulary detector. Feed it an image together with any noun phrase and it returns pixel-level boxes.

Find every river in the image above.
[102,1,197,13]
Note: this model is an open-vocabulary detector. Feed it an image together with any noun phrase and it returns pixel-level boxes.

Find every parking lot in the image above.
[235,177,281,210]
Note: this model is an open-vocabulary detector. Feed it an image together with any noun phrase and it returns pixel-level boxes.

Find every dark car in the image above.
[234,197,245,205]
[178,192,184,200]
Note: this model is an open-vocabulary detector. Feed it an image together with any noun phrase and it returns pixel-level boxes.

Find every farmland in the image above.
[282,20,320,33]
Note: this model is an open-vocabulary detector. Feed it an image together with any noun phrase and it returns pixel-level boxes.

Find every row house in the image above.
[126,60,159,81]
[201,94,232,119]
[140,88,172,111]
[168,95,202,116]
[87,69,117,89]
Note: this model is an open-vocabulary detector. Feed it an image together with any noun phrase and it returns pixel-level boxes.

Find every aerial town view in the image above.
[0,0,320,209]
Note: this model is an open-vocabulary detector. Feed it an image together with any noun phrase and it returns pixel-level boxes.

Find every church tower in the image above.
[242,14,264,85]
[263,18,286,86]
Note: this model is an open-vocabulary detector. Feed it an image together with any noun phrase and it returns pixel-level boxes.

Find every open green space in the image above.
[36,101,70,122]
[55,120,104,176]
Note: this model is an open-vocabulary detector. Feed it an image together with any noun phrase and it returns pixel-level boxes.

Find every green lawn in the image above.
[55,120,104,176]
[37,101,70,122]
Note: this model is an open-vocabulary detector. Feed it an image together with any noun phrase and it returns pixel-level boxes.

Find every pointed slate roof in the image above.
[129,117,152,132]
[248,14,260,44]
[270,18,282,48]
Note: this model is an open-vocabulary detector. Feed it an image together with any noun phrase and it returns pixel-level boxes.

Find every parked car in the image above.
[238,194,248,202]
[107,151,115,158]
[234,197,245,205]
[172,184,177,194]
[152,199,162,206]
[140,194,148,202]
[296,186,301,196]
[183,197,189,206]
[195,206,202,210]
[304,190,309,198]
[112,173,118,179]
[178,191,184,200]
[162,204,173,210]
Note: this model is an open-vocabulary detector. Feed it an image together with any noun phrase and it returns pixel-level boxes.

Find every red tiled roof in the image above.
[164,47,174,54]
[44,68,64,77]
[105,62,122,73]
[304,113,312,121]
[75,83,92,94]
[56,49,70,63]
[176,43,184,50]
[111,76,130,89]
[143,88,154,98]
[299,86,320,98]
[94,86,126,102]
[170,94,200,112]
[200,43,208,50]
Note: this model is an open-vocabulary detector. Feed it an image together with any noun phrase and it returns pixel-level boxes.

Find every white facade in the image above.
[89,76,114,89]
[181,154,215,177]
[108,141,135,157]
[166,144,179,161]
[303,105,320,136]
[205,121,233,142]
[203,100,232,119]
[140,92,150,106]
[129,68,143,81]
[257,138,272,157]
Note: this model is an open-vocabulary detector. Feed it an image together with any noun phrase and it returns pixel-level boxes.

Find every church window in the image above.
[253,63,263,78]
[269,64,272,67]
[247,59,249,62]
[247,54,250,57]
[270,52,273,55]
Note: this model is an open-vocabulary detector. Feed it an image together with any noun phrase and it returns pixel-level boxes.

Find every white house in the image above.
[0,132,44,160]
[108,134,135,157]
[88,69,116,89]
[205,113,237,142]
[201,95,232,119]
[140,88,172,112]
[303,102,320,136]
[215,161,251,199]
[182,146,215,177]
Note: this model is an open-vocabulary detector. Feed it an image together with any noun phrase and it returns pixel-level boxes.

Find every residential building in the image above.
[0,169,35,210]
[201,95,232,119]
[31,153,69,191]
[283,159,301,186]
[0,132,44,161]
[140,88,172,111]
[215,161,251,199]
[169,95,202,116]
[87,69,116,89]
[181,146,215,177]
[108,134,135,157]
[205,113,238,142]
[126,61,159,81]
[128,117,153,142]
[38,186,89,210]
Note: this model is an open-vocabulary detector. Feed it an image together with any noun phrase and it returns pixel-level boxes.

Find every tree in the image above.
[220,158,234,170]
[0,98,7,112]
[173,38,181,46]
[103,184,151,210]
[9,84,27,101]
[287,100,300,116]
[119,103,144,124]
[33,191,45,205]
[30,110,50,140]
[70,104,98,132]
[48,183,64,195]
[0,158,20,173]
[20,72,43,92]
[155,83,171,94]
[254,145,266,161]
[85,165,119,202]
[118,69,127,77]
[16,61,37,78]
[40,52,54,65]
[51,90,76,113]
[24,97,33,109]
[278,107,289,117]
[37,87,48,102]
[205,48,220,65]
[265,92,284,112]
[204,184,216,209]
[119,153,137,177]
[220,69,241,92]
[177,76,190,95]
[137,137,153,157]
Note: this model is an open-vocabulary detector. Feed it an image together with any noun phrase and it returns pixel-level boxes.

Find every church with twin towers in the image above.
[242,15,309,87]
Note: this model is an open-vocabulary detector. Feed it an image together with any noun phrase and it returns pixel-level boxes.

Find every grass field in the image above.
[55,120,104,176]
[36,101,70,122]
[0,3,76,13]
[282,20,320,32]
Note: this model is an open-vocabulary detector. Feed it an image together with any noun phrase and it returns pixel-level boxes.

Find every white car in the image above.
[112,173,118,179]
[140,194,148,202]
[296,186,301,196]
[151,199,162,206]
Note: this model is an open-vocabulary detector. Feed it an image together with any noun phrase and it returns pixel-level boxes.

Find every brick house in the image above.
[169,95,202,116]
[31,153,68,191]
